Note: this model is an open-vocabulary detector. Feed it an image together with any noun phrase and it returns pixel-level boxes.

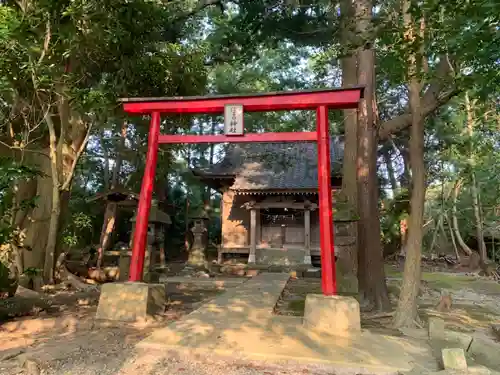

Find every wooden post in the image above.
[304,209,312,265]
[249,208,257,263]
[129,112,160,282]
[317,105,336,295]
[256,208,261,249]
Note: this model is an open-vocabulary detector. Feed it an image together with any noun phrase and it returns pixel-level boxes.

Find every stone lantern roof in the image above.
[130,199,171,225]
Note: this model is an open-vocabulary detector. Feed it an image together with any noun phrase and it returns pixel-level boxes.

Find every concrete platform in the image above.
[138,273,435,373]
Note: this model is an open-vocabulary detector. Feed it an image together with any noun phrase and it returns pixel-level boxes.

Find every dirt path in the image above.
[1,313,337,375]
[0,282,231,375]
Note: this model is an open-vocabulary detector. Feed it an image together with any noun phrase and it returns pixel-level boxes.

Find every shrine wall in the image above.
[221,190,249,247]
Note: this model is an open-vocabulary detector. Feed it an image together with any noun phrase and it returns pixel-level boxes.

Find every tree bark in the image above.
[40,99,92,283]
[43,113,61,284]
[12,153,52,273]
[355,0,390,311]
[393,2,426,327]
[340,0,358,277]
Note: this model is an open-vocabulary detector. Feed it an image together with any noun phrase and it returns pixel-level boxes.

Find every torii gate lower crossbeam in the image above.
[121,87,364,296]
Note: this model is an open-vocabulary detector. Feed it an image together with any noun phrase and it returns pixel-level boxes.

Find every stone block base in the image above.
[96,282,165,321]
[303,294,361,337]
[442,348,467,370]
[256,248,307,266]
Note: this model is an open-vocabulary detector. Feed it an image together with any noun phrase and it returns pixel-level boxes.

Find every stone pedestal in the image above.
[303,294,361,337]
[96,282,165,321]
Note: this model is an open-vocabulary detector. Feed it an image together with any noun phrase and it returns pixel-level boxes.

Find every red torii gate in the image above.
[120,87,364,296]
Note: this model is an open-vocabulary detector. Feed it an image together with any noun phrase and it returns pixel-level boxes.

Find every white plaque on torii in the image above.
[224,104,244,136]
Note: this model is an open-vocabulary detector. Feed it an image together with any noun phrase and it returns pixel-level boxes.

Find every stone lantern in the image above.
[186,210,209,269]
[120,199,171,282]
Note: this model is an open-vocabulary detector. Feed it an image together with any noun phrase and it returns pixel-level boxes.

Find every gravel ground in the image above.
[9,349,385,375]
[2,343,344,375]
[30,352,326,375]
[1,324,387,375]
[0,283,242,375]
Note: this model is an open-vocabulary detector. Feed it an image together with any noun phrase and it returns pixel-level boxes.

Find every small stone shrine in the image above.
[119,199,171,282]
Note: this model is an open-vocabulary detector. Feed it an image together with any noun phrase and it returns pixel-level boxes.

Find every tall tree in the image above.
[339,0,359,283]
[393,0,426,328]
[354,0,390,310]
[0,0,210,281]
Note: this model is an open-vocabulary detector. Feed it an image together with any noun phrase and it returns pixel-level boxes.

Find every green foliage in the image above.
[22,267,42,277]
[0,0,209,118]
[62,212,94,248]
[1,0,497,266]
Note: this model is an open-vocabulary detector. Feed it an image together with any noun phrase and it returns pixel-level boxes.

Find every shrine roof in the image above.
[193,138,343,192]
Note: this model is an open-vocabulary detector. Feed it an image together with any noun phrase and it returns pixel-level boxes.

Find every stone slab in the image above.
[159,276,247,288]
[468,335,500,368]
[96,282,165,321]
[442,348,467,370]
[444,331,473,351]
[428,317,445,340]
[137,273,431,372]
[139,315,432,372]
[303,294,361,337]
[428,317,473,354]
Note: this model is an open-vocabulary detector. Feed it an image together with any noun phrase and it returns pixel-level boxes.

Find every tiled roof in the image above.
[194,139,343,191]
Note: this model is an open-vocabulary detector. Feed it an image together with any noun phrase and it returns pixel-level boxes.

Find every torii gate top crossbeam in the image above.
[120,86,364,114]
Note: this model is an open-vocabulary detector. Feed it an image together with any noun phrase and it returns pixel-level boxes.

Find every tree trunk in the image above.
[429,216,442,253]
[451,179,473,256]
[465,93,488,264]
[40,102,92,283]
[444,214,460,260]
[96,122,127,268]
[340,0,359,278]
[355,0,390,311]
[96,203,118,268]
[470,172,487,262]
[393,3,426,327]
[382,144,398,192]
[19,171,52,272]
[43,114,61,284]
[395,137,411,190]
[44,185,61,284]
[102,134,110,190]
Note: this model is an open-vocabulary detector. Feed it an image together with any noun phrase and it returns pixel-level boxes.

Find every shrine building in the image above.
[192,139,355,268]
